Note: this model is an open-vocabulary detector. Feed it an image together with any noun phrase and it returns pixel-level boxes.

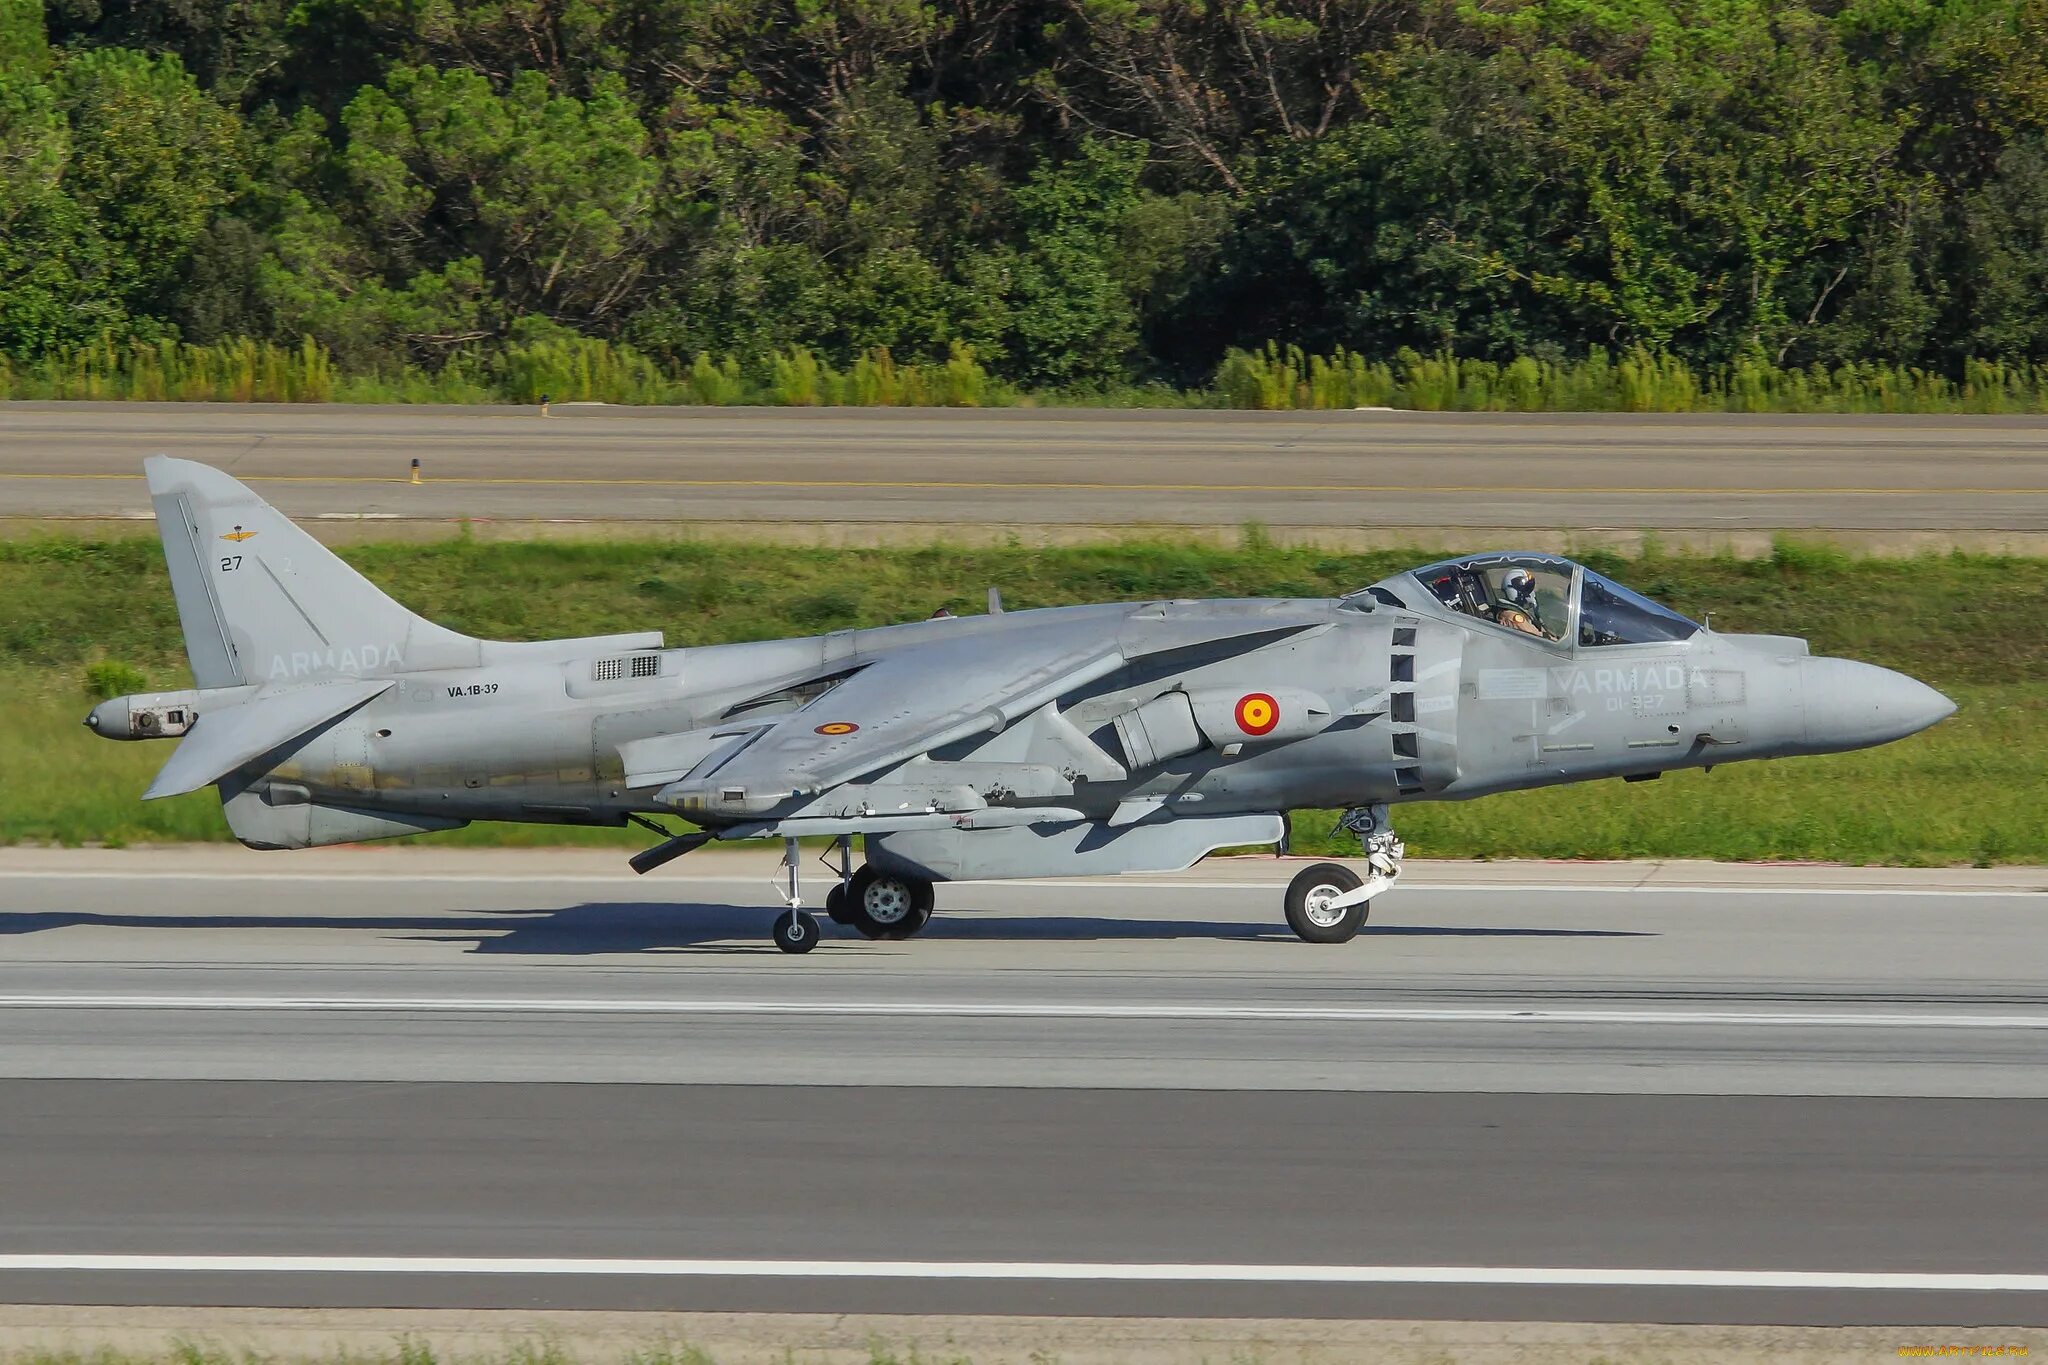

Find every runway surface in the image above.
[0,852,2043,1325]
[7,403,2048,543]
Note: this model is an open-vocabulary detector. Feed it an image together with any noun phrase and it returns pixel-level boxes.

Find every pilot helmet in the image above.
[1500,567,1536,606]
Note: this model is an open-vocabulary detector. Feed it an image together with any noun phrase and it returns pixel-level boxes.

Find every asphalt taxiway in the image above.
[0,850,2042,1326]
[6,403,2048,547]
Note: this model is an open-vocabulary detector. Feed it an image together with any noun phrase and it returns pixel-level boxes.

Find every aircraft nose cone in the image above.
[83,700,119,737]
[1801,658,1955,750]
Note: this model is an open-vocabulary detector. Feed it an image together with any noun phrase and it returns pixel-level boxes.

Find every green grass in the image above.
[6,534,2039,680]
[4,535,2041,862]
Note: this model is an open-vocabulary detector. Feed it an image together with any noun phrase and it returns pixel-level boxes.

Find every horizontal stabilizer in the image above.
[144,679,393,800]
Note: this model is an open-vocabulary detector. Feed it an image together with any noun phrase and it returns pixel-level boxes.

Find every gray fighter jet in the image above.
[90,457,1955,950]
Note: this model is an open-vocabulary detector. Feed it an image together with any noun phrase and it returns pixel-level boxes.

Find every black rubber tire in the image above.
[824,883,851,925]
[845,866,885,939]
[847,865,931,940]
[894,875,937,938]
[772,908,820,954]
[1284,863,1367,944]
[892,878,936,938]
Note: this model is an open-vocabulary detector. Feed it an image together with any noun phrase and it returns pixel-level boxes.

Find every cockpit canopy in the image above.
[1351,553,1701,648]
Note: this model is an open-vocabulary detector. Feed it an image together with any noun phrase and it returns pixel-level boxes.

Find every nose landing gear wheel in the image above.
[772,908,820,954]
[1284,862,1367,944]
[847,865,936,940]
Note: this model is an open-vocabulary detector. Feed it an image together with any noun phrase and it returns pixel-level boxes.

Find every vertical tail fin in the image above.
[145,456,481,687]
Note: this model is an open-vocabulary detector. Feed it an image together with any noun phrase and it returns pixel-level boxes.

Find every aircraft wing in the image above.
[655,622,1129,817]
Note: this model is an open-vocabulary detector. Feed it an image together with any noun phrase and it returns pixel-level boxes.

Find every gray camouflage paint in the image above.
[89,459,1953,878]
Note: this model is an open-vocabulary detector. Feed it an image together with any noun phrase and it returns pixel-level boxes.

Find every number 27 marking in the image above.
[220,555,241,572]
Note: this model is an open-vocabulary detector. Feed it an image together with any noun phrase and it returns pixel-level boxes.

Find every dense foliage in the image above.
[8,0,2048,395]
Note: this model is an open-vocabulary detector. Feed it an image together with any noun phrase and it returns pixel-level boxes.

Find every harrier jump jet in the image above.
[90,457,1954,950]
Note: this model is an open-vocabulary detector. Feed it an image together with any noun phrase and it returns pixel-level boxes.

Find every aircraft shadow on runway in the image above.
[0,902,1653,955]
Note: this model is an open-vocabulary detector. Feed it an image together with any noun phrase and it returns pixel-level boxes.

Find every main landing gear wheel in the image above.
[1284,862,1368,944]
[824,882,851,925]
[846,865,936,940]
[772,908,820,954]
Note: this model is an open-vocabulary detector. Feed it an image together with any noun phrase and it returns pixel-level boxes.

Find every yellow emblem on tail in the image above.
[220,526,258,542]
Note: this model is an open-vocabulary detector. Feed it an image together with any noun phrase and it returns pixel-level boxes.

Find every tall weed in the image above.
[12,333,2048,413]
[0,336,1013,409]
[1211,344,2048,414]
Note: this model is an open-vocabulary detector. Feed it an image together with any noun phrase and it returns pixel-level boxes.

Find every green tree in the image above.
[1537,10,1907,363]
[1168,44,1583,373]
[53,48,244,322]
[257,64,663,361]
[0,70,124,356]
[1,0,51,76]
[1962,136,2048,359]
[0,46,240,357]
[17,0,2048,390]
[1001,138,1147,387]
[43,1,292,107]
[1042,0,1414,190]
[342,66,660,322]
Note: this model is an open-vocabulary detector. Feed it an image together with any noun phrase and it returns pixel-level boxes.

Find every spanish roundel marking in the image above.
[1235,692,1280,736]
[814,721,859,736]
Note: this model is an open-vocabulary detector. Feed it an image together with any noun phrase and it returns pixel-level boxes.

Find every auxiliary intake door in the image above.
[1387,621,1461,797]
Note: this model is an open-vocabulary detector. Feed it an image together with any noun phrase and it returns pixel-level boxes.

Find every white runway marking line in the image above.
[1,996,2043,1028]
[1,870,2036,898]
[0,1256,2042,1292]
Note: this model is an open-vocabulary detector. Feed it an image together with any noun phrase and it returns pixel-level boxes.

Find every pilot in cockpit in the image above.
[1492,567,1547,637]
[1355,554,1700,650]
